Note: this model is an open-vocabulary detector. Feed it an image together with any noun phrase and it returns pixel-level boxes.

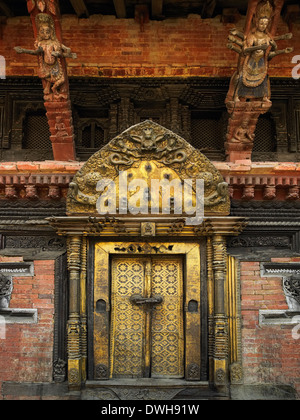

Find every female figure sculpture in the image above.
[227,1,293,103]
[225,0,294,161]
[15,14,76,100]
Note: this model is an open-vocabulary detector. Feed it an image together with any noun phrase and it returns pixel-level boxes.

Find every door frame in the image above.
[88,240,208,382]
[49,214,246,392]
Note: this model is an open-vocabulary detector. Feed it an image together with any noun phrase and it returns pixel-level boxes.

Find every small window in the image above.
[190,111,226,160]
[253,113,276,153]
[23,110,53,156]
[81,123,105,149]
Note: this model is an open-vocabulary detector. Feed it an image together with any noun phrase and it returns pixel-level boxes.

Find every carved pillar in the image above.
[227,256,243,385]
[212,234,229,389]
[80,237,88,383]
[67,235,82,390]
[206,237,215,384]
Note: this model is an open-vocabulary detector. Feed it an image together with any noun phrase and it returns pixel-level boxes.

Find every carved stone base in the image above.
[224,141,253,162]
[81,379,228,400]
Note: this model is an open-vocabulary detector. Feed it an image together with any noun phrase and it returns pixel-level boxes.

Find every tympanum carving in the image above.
[67,120,230,216]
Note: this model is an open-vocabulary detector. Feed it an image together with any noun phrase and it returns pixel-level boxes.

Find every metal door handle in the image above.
[130,294,163,306]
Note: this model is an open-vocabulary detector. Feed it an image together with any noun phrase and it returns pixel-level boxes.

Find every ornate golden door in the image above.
[110,256,184,379]
[92,242,203,382]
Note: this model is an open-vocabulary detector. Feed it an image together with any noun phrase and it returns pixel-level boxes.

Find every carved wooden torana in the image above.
[225,0,293,161]
[49,121,246,394]
[67,120,230,216]
[14,0,77,161]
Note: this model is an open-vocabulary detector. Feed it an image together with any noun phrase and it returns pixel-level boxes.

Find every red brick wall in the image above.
[2,14,299,78]
[0,257,55,400]
[241,258,300,398]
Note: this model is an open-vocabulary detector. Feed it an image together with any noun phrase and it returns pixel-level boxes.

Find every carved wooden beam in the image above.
[0,1,13,17]
[283,4,300,32]
[221,8,240,24]
[201,0,217,18]
[69,0,89,18]
[152,0,163,18]
[113,0,126,18]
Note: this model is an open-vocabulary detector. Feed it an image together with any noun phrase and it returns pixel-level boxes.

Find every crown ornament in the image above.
[256,1,273,20]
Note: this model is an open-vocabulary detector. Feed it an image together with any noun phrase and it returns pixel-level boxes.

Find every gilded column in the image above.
[212,234,229,389]
[67,235,82,390]
[206,237,215,384]
[227,256,243,385]
[80,237,88,383]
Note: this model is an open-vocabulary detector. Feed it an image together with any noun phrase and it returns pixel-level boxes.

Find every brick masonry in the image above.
[0,256,55,400]
[0,10,299,399]
[240,258,300,398]
[2,14,299,79]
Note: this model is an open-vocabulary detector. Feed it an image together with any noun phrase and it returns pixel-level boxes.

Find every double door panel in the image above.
[92,242,202,382]
[110,256,184,378]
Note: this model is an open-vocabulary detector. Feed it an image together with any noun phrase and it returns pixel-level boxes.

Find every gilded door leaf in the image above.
[110,258,145,378]
[151,258,184,378]
[110,256,184,378]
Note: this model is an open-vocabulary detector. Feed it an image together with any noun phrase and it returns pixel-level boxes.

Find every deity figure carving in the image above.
[14,13,76,100]
[225,0,294,161]
[232,120,254,144]
[227,1,293,103]
[0,273,13,309]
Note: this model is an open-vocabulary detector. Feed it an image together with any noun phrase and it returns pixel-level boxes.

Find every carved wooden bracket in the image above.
[135,5,149,32]
[14,0,77,161]
[225,0,294,162]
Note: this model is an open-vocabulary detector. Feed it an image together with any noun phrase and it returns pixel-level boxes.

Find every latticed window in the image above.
[76,120,107,160]
[190,111,226,160]
[81,123,105,149]
[23,111,53,158]
[253,113,276,152]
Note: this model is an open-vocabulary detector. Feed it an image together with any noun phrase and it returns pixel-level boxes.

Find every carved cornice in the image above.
[47,216,247,237]
[0,161,300,203]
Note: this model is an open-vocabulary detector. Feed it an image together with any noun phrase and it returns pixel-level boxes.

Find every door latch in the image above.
[130,294,163,307]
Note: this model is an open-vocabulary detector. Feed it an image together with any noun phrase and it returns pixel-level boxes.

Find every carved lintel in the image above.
[167,219,185,235]
[141,222,156,237]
